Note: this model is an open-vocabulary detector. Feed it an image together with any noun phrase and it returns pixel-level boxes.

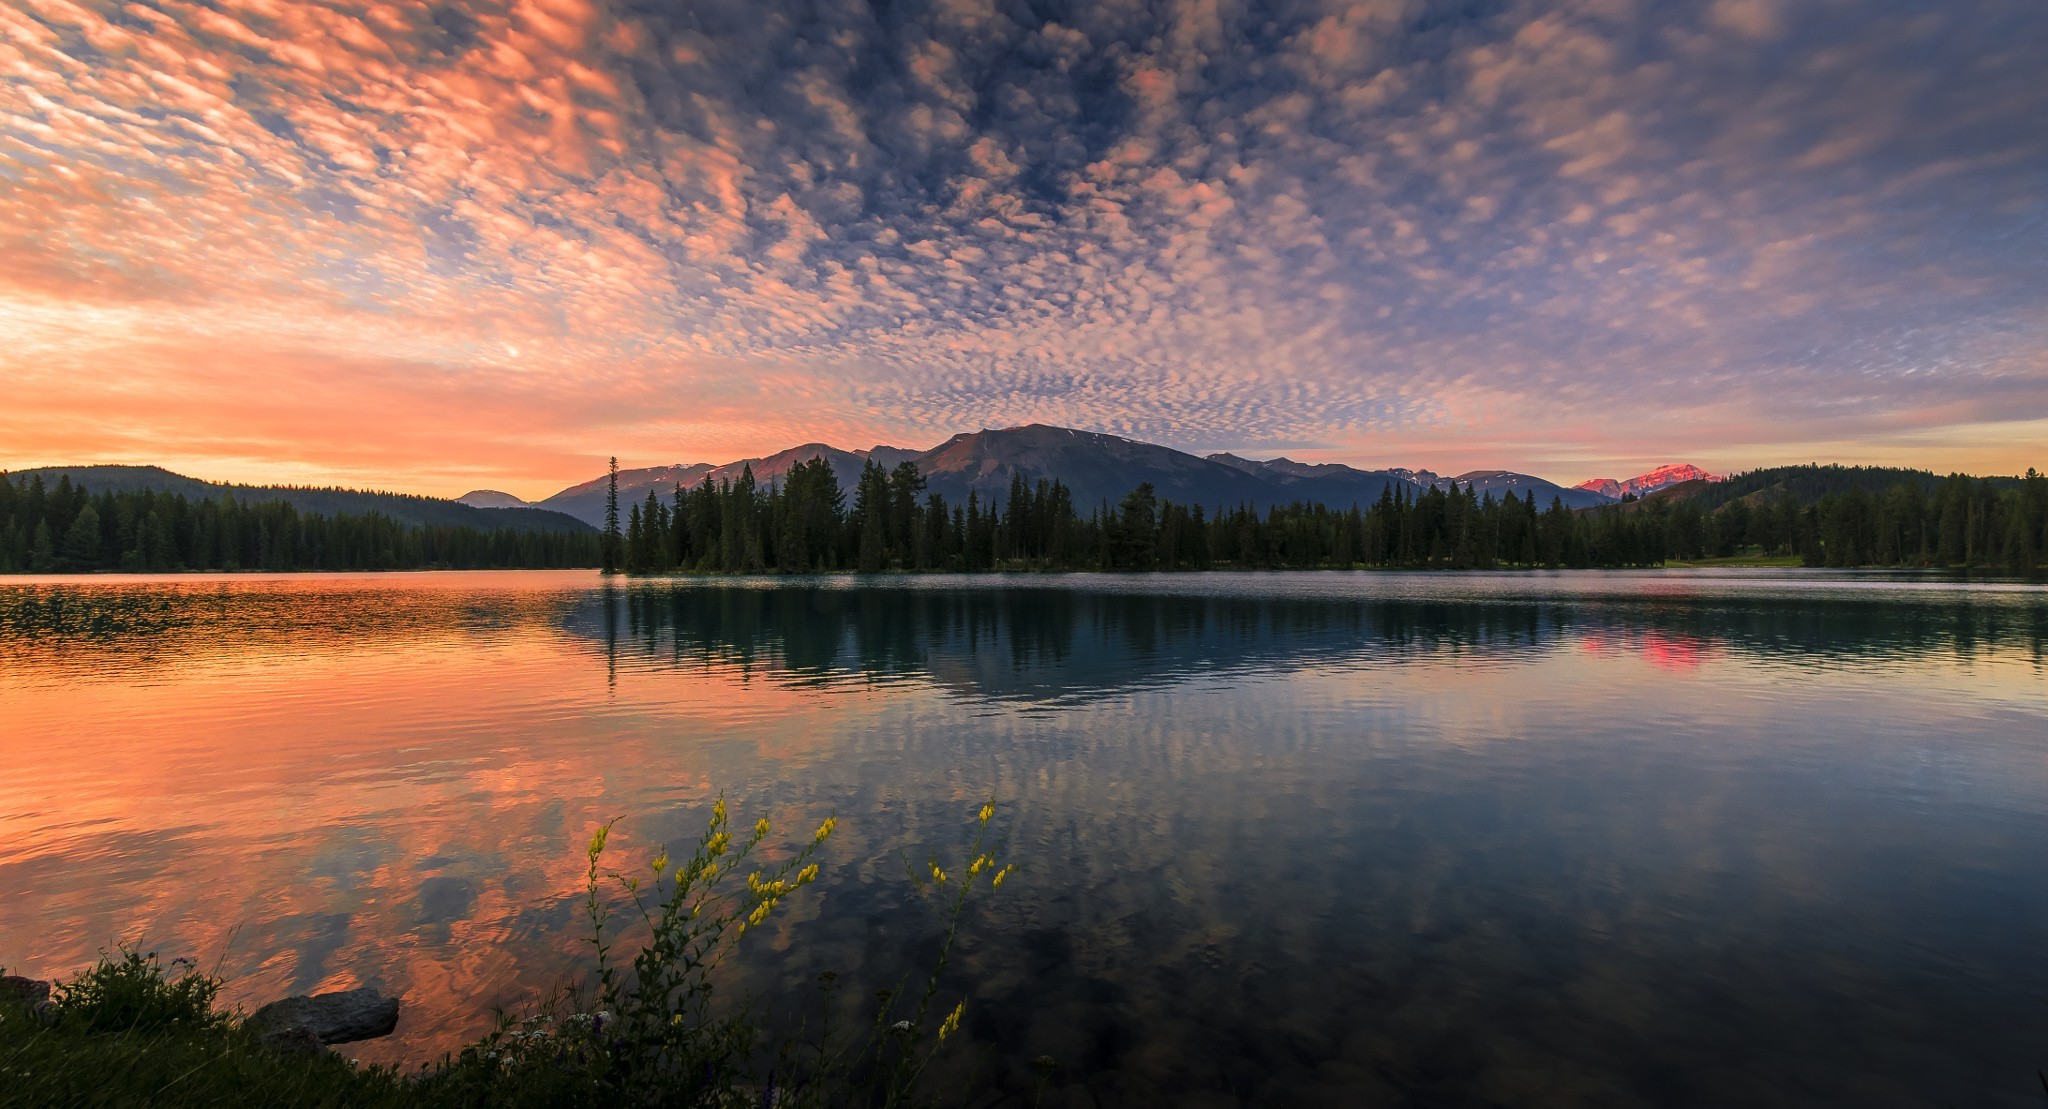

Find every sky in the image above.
[2,0,2044,498]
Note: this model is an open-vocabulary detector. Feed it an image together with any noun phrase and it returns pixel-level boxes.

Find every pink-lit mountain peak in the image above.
[1575,465,1723,500]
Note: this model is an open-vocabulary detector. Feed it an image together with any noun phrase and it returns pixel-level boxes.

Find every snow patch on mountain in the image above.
[1575,465,1723,500]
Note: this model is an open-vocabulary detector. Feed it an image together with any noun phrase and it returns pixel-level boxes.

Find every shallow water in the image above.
[2,570,2045,1106]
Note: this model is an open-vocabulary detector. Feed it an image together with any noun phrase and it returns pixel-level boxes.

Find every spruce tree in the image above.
[29,520,55,571]
[602,456,621,574]
[60,503,102,570]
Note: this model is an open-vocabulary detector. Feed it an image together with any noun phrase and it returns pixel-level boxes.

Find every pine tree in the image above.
[29,519,55,571]
[60,503,102,570]
[602,456,621,575]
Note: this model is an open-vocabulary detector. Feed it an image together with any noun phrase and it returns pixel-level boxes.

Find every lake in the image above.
[2,570,2045,1106]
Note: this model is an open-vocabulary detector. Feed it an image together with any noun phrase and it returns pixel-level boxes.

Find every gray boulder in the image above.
[247,987,400,1047]
[0,975,51,1007]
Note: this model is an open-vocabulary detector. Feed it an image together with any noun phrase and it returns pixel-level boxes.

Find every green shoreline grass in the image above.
[1658,554,1806,568]
[3,801,1017,1108]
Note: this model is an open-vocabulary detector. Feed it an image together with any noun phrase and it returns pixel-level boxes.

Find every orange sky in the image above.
[3,0,2043,499]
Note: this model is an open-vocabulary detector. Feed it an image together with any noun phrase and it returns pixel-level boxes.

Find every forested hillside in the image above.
[608,458,2048,574]
[1686,464,2018,513]
[1651,465,2042,568]
[1,474,600,572]
[14,465,591,534]
[11,460,2041,576]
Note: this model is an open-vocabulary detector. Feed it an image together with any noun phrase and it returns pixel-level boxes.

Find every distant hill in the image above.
[12,465,593,534]
[1206,453,1415,508]
[1447,470,1611,509]
[540,463,716,526]
[864,445,925,470]
[917,425,1294,510]
[1591,478,1719,514]
[1213,457,1609,509]
[1684,464,2020,513]
[536,443,914,525]
[456,489,531,509]
[1575,464,1721,501]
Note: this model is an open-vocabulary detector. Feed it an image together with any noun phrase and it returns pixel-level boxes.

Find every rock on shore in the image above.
[0,975,52,1006]
[247,987,400,1049]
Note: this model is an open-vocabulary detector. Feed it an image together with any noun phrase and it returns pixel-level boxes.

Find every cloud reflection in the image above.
[2,573,2045,1103]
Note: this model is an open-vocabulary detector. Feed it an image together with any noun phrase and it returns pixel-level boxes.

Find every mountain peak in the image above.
[1575,464,1723,500]
[456,489,530,509]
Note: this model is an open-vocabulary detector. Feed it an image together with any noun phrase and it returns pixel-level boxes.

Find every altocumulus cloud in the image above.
[2,0,2044,490]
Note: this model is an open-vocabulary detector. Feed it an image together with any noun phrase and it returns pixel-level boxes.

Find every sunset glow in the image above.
[3,0,2043,495]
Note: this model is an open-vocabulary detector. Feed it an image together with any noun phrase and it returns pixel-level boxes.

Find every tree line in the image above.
[9,459,2039,577]
[0,474,601,572]
[603,457,2048,574]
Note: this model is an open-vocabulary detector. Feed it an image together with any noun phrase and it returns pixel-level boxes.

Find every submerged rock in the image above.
[248,987,400,1047]
[0,976,51,1007]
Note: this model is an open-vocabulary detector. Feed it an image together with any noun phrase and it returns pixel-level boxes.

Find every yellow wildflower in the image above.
[754,817,771,840]
[652,852,668,876]
[992,865,1014,890]
[797,863,819,884]
[930,862,947,885]
[813,817,837,844]
[969,856,988,877]
[712,798,727,824]
[939,1001,963,1042]
[978,802,994,825]
[706,832,729,856]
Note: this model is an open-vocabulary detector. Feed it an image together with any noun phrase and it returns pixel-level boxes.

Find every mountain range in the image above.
[17,428,1719,531]
[1573,464,1722,501]
[467,424,1714,527]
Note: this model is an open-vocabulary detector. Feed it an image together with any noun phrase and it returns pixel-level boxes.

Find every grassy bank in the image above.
[1659,554,1806,568]
[2,801,1015,1108]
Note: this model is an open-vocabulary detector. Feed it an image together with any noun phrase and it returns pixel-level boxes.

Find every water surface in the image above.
[2,570,2045,1106]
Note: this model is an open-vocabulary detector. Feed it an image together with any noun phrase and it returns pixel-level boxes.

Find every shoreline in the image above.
[10,559,2032,579]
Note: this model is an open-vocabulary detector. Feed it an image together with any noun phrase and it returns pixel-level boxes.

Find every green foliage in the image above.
[0,473,603,573]
[1687,469,2048,570]
[2,949,404,1107]
[51,948,223,1035]
[1,801,1018,1109]
[11,459,2037,577]
[1686,463,2016,514]
[10,466,589,535]
[446,799,1016,1107]
[602,456,622,575]
[612,460,2047,576]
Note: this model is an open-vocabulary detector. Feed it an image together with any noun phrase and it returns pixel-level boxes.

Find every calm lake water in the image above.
[2,570,2046,1106]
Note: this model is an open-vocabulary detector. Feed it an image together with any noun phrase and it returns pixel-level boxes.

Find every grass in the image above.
[1660,553,1805,568]
[1,800,1016,1108]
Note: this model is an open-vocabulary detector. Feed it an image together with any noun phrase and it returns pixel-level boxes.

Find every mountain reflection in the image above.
[571,577,2047,700]
[3,571,2047,1106]
[5,573,2040,691]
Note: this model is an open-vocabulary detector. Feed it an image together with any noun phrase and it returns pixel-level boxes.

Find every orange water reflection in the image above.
[1578,627,1720,672]
[0,576,866,1061]
[3,571,2047,1103]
